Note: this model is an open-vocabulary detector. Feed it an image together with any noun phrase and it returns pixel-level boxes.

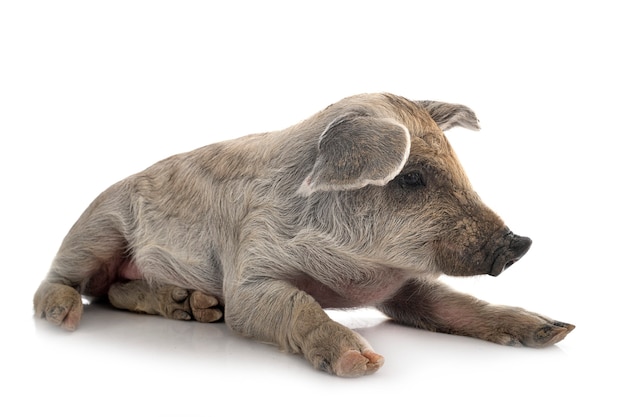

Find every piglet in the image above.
[34,93,574,377]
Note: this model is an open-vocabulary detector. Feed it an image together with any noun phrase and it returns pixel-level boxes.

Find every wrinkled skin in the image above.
[34,93,574,377]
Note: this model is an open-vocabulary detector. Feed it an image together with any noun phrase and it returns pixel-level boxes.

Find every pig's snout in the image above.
[489,231,532,276]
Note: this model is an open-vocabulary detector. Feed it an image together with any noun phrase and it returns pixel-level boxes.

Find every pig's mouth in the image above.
[488,233,532,277]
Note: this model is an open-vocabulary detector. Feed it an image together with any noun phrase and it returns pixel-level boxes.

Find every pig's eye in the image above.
[399,172,426,188]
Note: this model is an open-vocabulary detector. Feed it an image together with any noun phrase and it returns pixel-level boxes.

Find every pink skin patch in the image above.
[118,260,143,280]
[335,349,384,377]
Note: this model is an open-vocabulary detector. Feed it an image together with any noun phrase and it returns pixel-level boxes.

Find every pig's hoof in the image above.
[303,322,385,377]
[164,287,222,323]
[528,320,575,347]
[189,291,223,322]
[167,287,193,320]
[34,282,83,331]
[494,311,575,348]
[333,349,385,377]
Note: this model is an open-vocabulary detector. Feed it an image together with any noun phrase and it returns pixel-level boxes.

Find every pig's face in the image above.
[299,96,531,278]
[392,125,531,277]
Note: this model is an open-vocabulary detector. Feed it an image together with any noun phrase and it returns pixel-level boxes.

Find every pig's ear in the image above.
[298,113,410,196]
[417,101,481,131]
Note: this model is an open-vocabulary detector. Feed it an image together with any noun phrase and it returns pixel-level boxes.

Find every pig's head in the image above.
[298,94,531,278]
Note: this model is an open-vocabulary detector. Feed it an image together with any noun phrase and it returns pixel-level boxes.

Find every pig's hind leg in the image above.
[108,279,223,323]
[34,201,130,331]
[378,279,574,347]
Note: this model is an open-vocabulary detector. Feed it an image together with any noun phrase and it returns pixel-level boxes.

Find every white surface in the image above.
[1,1,624,416]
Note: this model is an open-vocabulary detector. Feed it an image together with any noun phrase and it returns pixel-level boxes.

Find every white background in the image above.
[1,1,624,416]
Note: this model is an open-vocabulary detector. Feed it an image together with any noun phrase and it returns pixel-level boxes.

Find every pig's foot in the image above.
[160,286,223,322]
[306,329,385,377]
[333,348,385,377]
[34,282,84,331]
[108,280,222,323]
[188,290,223,322]
[479,307,575,348]
[295,308,384,377]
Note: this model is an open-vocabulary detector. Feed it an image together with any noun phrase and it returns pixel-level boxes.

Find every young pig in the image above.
[34,93,574,377]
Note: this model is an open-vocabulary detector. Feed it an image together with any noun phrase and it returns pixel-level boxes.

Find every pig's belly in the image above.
[290,273,408,309]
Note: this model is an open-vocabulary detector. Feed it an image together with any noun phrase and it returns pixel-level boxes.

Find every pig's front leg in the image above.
[226,278,384,377]
[378,279,574,347]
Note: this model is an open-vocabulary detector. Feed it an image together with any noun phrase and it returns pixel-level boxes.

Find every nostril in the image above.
[504,259,517,270]
[488,233,532,276]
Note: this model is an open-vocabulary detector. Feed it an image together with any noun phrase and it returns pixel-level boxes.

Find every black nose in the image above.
[489,233,532,276]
